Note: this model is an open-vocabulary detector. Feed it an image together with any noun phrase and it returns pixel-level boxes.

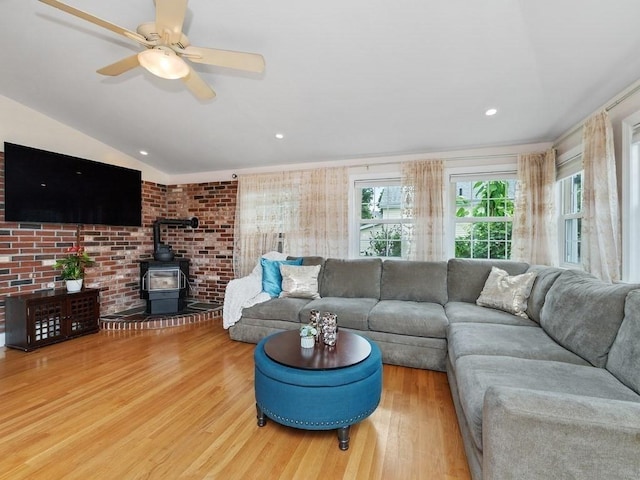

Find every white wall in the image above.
[0,95,169,185]
[170,142,551,184]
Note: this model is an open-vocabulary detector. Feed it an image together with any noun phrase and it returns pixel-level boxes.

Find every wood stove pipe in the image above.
[153,217,199,261]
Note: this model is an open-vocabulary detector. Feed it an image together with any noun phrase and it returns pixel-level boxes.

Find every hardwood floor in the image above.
[0,319,471,480]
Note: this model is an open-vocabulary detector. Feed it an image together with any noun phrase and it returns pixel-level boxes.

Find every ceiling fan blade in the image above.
[155,0,188,44]
[38,0,150,46]
[179,46,265,73]
[97,55,140,76]
[182,67,216,101]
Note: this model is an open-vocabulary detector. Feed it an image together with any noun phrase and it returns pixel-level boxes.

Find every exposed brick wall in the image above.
[165,182,237,304]
[0,152,237,333]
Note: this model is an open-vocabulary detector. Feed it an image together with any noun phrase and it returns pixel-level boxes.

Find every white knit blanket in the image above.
[222,251,288,329]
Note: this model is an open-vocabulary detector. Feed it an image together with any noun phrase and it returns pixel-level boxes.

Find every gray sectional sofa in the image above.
[226,257,640,479]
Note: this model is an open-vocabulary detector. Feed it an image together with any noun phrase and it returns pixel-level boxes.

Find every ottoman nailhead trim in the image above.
[257,405,377,428]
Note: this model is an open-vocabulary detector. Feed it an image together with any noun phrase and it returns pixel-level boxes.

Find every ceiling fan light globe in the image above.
[138,47,189,80]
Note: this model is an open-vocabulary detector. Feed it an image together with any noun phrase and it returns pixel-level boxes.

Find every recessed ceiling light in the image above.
[139,150,149,156]
[485,108,498,116]
[275,133,284,140]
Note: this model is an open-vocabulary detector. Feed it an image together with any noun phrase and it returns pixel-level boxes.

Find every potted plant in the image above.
[299,324,317,348]
[54,246,94,292]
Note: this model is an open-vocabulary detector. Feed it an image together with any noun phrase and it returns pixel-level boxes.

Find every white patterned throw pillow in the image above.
[476,266,537,318]
[279,264,322,299]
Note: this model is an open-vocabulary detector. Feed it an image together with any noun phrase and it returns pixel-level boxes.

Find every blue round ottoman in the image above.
[254,334,382,450]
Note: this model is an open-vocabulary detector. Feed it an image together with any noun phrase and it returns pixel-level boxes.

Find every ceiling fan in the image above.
[38,0,265,100]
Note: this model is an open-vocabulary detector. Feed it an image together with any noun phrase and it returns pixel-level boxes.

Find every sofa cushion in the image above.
[540,269,638,368]
[607,290,640,395]
[524,265,563,323]
[476,267,537,318]
[287,255,325,266]
[447,323,589,367]
[445,302,538,327]
[380,260,448,304]
[369,300,448,338]
[456,355,640,452]
[279,264,321,299]
[300,297,378,330]
[241,297,312,323]
[319,258,382,299]
[447,259,529,303]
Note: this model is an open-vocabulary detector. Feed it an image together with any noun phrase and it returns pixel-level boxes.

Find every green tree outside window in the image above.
[455,180,514,259]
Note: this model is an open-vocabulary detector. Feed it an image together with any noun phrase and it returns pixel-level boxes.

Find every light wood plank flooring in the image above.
[0,319,471,480]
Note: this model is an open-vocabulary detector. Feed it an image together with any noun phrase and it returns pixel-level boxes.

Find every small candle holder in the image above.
[321,312,338,347]
[310,309,321,343]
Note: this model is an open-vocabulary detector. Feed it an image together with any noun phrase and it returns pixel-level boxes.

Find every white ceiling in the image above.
[2,0,640,175]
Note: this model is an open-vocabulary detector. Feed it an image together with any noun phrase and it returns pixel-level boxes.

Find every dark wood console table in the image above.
[5,288,100,351]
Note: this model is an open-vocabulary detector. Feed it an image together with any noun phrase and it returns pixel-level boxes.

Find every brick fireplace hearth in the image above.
[99,302,221,330]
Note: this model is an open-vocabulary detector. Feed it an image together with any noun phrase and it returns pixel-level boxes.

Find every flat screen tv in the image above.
[3,142,142,227]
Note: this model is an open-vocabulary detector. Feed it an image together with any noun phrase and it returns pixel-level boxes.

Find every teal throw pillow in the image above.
[261,258,303,297]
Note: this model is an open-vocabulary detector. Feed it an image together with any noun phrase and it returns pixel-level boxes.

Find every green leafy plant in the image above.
[366,225,402,257]
[300,324,318,337]
[54,246,94,280]
[455,180,514,259]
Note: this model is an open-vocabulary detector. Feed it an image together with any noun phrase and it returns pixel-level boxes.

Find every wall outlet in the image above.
[46,282,55,289]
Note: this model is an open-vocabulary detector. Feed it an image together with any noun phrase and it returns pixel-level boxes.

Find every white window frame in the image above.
[558,172,583,267]
[556,146,584,269]
[350,175,410,259]
[447,165,517,260]
[622,112,640,282]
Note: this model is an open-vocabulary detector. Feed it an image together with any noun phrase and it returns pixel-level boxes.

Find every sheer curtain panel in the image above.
[512,149,558,265]
[582,110,621,282]
[290,167,349,259]
[234,167,349,277]
[234,172,295,277]
[401,159,446,261]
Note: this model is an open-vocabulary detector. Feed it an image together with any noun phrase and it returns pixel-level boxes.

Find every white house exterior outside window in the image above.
[354,179,411,258]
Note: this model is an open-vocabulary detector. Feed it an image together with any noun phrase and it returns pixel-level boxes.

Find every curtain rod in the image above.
[353,152,519,169]
[553,82,640,147]
[605,82,640,111]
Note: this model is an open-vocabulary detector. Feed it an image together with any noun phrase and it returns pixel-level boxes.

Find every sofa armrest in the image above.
[483,386,640,480]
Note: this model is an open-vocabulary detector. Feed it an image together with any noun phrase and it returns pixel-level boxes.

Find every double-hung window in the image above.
[453,178,516,259]
[558,171,583,265]
[624,123,640,280]
[354,179,411,258]
[556,147,584,267]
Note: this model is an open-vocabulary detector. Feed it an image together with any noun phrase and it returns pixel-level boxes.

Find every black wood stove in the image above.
[139,259,190,314]
[139,217,199,315]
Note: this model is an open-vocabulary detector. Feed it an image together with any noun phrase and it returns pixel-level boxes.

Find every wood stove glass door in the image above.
[143,268,183,292]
